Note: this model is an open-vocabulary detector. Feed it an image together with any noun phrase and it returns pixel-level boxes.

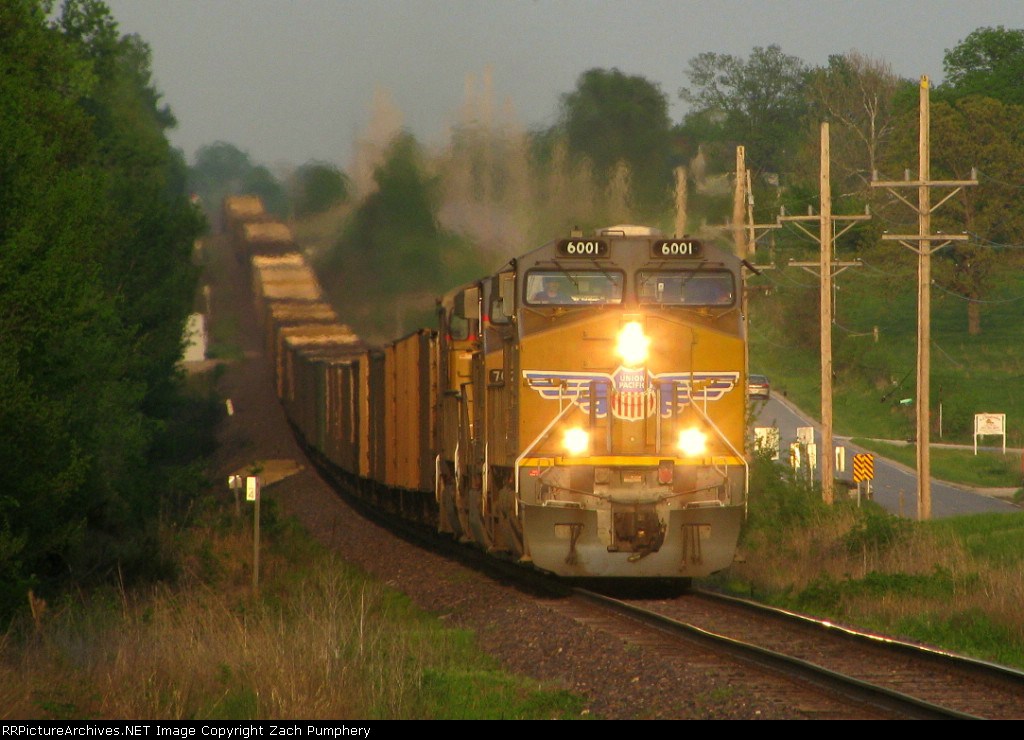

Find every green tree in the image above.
[242,164,288,218]
[804,52,909,191]
[320,134,483,337]
[940,26,1024,105]
[61,0,203,412]
[0,0,204,615]
[188,141,288,218]
[560,68,673,217]
[190,141,254,197]
[294,161,349,217]
[885,95,1024,335]
[0,0,129,608]
[680,45,809,173]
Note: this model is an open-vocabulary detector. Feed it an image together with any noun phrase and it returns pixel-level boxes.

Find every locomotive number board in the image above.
[652,239,703,258]
[556,239,609,258]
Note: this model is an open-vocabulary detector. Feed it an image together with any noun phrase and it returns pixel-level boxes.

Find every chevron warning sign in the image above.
[853,453,875,483]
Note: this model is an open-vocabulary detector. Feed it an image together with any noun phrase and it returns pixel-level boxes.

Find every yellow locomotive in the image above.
[242,212,748,583]
[436,225,747,579]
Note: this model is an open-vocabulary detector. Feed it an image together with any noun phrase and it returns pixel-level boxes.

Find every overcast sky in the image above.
[103,0,1023,169]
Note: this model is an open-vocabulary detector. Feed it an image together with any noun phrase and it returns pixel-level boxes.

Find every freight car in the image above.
[222,194,296,264]
[245,221,748,582]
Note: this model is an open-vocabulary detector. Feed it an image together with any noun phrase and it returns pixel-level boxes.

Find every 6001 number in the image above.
[565,240,602,255]
[653,240,702,258]
[557,239,608,257]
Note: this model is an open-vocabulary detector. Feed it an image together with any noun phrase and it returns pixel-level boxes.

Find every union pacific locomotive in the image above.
[231,199,748,582]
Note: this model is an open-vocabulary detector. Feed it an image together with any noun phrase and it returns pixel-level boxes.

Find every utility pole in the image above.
[745,169,758,256]
[734,147,749,259]
[733,146,781,258]
[870,76,976,520]
[673,165,688,237]
[781,122,868,504]
[734,146,780,460]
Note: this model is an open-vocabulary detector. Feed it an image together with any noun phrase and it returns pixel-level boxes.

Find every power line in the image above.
[930,338,966,370]
[964,232,1024,250]
[974,169,1024,190]
[931,282,1024,304]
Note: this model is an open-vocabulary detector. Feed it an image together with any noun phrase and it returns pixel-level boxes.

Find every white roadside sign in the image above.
[974,413,1006,454]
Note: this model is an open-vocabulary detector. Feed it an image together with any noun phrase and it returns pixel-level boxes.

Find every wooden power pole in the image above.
[733,145,781,462]
[733,147,749,259]
[782,122,867,504]
[732,146,780,258]
[871,76,976,520]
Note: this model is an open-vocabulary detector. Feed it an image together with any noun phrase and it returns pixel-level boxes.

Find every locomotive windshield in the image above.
[526,270,623,306]
[636,270,734,307]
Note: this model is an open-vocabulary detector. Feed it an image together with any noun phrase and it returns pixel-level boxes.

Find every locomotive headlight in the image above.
[562,427,590,456]
[677,427,708,457]
[616,321,650,367]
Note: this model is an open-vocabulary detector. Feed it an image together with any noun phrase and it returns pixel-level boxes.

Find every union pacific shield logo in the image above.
[610,366,656,420]
[523,369,739,420]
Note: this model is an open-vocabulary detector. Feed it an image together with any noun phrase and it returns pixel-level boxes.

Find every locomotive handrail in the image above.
[513,398,584,512]
[679,385,749,514]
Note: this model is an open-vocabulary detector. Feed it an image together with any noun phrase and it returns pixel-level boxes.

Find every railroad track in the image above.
[548,587,1024,720]
[311,444,1024,719]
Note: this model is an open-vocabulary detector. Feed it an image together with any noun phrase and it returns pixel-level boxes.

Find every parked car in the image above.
[748,374,771,400]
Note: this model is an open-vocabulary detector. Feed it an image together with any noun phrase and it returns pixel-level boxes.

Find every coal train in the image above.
[224,196,749,582]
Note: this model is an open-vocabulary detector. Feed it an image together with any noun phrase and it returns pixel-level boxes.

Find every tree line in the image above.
[0,0,205,618]
[192,28,1024,341]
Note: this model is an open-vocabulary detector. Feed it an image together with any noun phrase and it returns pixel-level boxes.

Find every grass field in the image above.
[749,244,1024,480]
[725,456,1024,669]
[0,501,585,720]
[739,254,1024,665]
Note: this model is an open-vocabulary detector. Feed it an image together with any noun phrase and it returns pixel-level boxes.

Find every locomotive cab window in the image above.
[637,270,734,307]
[447,309,471,340]
[525,270,623,306]
[489,274,513,324]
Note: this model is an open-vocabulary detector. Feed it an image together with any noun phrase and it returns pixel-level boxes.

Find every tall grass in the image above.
[724,455,1024,667]
[0,504,584,720]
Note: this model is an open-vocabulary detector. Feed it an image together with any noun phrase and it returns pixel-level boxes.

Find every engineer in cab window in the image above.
[533,277,566,304]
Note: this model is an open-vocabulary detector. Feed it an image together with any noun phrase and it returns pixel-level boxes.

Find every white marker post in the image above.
[228,474,242,518]
[795,427,815,481]
[246,475,261,594]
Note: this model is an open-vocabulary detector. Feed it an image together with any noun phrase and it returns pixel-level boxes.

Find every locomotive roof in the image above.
[598,224,663,237]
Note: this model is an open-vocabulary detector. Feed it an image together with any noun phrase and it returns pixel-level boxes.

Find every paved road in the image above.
[752,393,1021,519]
